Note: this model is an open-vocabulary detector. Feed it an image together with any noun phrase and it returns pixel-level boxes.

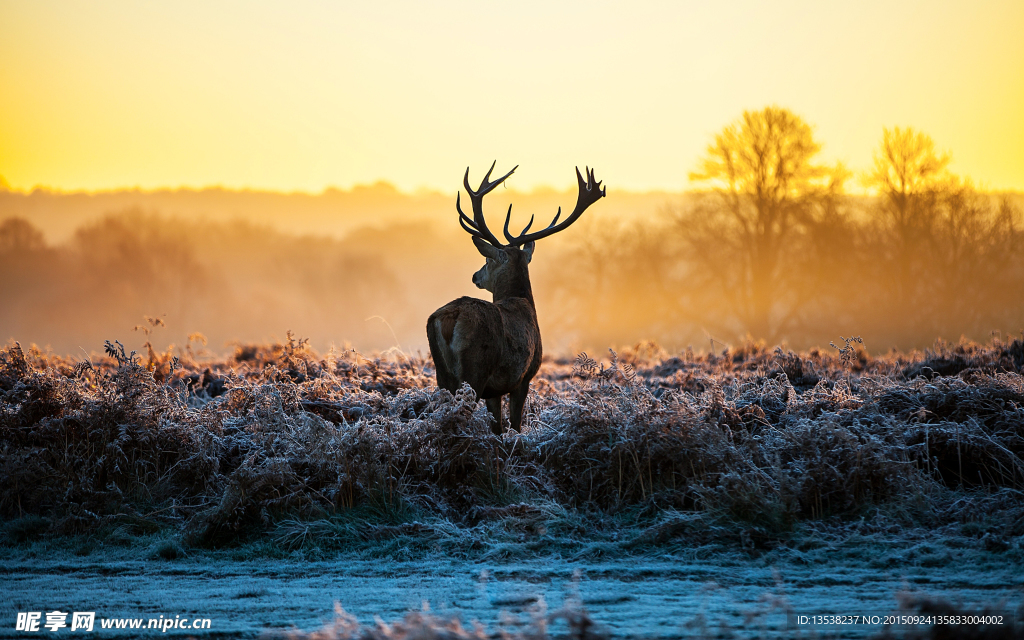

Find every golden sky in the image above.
[1,0,1022,193]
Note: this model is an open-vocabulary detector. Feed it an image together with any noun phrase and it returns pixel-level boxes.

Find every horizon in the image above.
[2,180,1022,198]
[0,179,688,198]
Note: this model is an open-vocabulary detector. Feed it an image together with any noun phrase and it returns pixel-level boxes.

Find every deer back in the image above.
[429,294,540,399]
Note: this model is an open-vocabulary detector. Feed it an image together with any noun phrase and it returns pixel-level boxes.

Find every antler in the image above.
[457,161,517,248]
[503,166,605,246]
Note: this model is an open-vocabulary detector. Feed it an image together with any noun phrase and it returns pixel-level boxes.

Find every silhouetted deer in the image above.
[427,163,606,434]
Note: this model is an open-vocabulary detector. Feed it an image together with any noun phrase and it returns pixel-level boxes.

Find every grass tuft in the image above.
[1,337,1023,551]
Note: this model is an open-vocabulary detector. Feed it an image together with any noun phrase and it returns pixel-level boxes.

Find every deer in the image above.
[427,162,606,434]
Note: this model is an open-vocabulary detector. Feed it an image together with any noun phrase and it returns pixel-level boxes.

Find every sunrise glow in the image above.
[1,0,1022,194]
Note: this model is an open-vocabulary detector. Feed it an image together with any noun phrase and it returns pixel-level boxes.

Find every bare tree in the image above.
[863,127,1022,340]
[682,106,847,342]
[862,127,951,308]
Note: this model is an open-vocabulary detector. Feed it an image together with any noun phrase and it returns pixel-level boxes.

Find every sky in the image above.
[1,0,1022,194]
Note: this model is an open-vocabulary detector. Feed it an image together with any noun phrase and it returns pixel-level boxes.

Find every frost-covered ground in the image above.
[3,549,1021,639]
[3,338,1024,637]
[3,534,1022,639]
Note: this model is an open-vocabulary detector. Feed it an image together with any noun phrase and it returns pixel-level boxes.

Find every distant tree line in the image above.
[0,213,413,355]
[535,107,1023,351]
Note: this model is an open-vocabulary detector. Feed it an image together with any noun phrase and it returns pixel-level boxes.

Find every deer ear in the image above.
[522,241,535,263]
[473,236,505,261]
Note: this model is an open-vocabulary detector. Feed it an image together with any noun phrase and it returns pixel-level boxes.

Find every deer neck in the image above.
[492,268,535,308]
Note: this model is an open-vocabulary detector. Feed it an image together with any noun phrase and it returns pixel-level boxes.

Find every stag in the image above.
[427,162,606,434]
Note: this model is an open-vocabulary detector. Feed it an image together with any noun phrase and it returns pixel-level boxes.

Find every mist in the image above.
[2,180,1021,359]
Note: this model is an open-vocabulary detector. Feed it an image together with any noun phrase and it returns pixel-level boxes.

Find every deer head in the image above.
[458,162,606,300]
[470,237,535,294]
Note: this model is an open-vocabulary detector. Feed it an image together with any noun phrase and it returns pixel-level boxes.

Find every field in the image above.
[5,1,1024,636]
[2,337,1023,638]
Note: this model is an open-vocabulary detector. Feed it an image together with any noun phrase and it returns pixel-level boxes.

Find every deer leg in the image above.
[425,318,458,392]
[509,383,530,433]
[485,397,503,435]
[434,367,457,393]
